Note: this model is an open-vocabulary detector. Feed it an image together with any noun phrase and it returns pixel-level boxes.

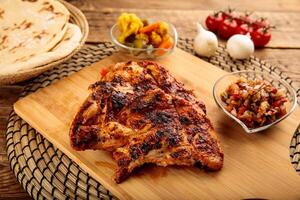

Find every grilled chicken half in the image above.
[70,61,223,183]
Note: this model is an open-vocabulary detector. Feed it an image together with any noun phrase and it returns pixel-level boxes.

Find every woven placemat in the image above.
[5,38,300,200]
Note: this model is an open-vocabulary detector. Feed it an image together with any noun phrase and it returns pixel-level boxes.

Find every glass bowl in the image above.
[213,70,298,133]
[110,20,178,59]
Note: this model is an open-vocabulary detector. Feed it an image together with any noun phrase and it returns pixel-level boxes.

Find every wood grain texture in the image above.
[14,49,300,199]
[80,9,300,48]
[68,0,300,12]
[1,0,300,199]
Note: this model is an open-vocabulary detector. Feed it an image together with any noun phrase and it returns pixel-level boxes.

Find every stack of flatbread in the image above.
[0,0,83,75]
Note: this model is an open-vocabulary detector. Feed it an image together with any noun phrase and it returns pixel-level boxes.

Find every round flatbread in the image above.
[0,23,82,74]
[0,0,70,67]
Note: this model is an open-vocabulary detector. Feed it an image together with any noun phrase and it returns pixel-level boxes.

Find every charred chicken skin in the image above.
[70,61,223,183]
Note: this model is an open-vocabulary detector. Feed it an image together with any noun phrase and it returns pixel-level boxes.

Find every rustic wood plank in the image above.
[0,86,23,131]
[76,9,300,48]
[68,0,300,12]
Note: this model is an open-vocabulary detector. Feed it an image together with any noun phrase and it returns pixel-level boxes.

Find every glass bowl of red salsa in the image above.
[213,70,297,133]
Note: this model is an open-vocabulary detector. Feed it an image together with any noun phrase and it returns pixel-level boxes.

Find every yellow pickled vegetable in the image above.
[116,12,172,50]
[117,13,143,43]
[133,33,149,48]
[157,22,169,36]
[150,31,162,47]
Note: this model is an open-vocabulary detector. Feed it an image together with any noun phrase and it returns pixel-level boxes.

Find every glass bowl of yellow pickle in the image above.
[110,13,178,59]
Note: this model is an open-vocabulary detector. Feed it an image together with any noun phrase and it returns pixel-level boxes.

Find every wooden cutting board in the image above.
[14,48,300,199]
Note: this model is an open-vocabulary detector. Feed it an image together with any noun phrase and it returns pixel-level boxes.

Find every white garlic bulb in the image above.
[194,23,218,57]
[226,34,254,59]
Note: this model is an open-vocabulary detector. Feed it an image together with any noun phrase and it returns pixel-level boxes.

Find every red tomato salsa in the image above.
[221,77,288,128]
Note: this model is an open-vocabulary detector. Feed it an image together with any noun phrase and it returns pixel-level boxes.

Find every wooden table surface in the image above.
[1,0,300,199]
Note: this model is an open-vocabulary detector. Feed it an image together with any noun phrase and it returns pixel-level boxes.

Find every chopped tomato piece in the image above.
[100,68,109,77]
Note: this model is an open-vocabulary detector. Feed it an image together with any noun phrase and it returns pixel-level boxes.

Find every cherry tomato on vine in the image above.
[250,27,271,47]
[252,18,270,30]
[205,12,224,32]
[235,11,253,25]
[235,23,253,35]
[218,18,238,39]
[221,8,235,20]
[234,17,243,26]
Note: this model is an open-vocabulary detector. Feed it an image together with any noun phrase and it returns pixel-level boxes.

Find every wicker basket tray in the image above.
[0,0,89,85]
[5,39,300,199]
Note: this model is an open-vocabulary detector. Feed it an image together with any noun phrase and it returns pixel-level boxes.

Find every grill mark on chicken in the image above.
[111,91,128,111]
[172,96,223,169]
[170,148,191,159]
[138,61,207,114]
[179,116,192,125]
[147,111,173,125]
[70,61,223,183]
